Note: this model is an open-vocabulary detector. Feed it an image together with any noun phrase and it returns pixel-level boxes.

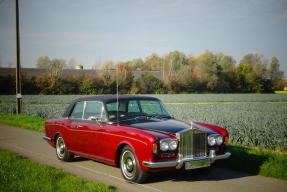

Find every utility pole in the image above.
[15,0,22,114]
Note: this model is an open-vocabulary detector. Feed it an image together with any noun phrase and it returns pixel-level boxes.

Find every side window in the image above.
[83,101,103,120]
[128,100,140,112]
[70,102,84,119]
[106,102,117,111]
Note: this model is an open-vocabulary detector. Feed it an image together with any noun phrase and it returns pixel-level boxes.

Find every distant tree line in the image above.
[0,51,285,95]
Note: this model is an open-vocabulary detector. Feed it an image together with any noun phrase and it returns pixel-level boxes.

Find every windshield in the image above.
[105,99,172,122]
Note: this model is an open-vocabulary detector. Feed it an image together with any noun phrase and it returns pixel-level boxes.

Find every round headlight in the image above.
[216,135,223,145]
[208,135,216,146]
[169,140,178,150]
[160,141,169,151]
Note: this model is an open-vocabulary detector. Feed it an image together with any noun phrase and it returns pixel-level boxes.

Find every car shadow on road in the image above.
[147,168,254,183]
[148,145,271,183]
[72,156,89,162]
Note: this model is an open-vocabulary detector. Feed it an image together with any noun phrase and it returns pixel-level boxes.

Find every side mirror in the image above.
[88,116,105,124]
[88,116,97,121]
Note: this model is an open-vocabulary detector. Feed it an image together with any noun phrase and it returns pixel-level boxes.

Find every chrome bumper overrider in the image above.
[142,152,231,169]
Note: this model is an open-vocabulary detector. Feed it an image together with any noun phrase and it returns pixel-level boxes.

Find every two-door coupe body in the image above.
[43,95,231,183]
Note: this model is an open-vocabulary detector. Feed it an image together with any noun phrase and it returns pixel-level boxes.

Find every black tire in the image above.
[55,135,74,162]
[120,146,149,183]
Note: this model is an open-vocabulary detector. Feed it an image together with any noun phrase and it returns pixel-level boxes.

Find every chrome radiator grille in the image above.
[178,129,207,159]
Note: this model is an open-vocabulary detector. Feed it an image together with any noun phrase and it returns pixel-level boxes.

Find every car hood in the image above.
[121,118,218,135]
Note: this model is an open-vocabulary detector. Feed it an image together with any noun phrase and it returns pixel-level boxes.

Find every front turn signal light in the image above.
[152,143,158,154]
[225,137,229,143]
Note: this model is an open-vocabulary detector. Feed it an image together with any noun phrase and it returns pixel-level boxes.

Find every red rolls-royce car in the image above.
[43,95,231,183]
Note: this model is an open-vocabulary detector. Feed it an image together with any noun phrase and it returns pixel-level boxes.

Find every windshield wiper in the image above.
[146,115,173,119]
[116,114,173,123]
[117,115,148,123]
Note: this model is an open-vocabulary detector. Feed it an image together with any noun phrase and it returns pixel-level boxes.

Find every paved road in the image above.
[0,124,286,192]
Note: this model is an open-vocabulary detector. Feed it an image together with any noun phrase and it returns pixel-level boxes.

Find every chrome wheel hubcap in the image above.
[121,150,136,179]
[56,137,65,159]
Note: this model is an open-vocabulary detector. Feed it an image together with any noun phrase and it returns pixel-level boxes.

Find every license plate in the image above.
[185,159,210,170]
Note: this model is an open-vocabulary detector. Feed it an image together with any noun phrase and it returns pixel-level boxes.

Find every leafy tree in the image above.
[103,61,115,70]
[238,54,268,92]
[35,75,51,94]
[193,52,221,91]
[136,73,164,94]
[21,73,39,94]
[80,76,104,94]
[144,53,162,71]
[269,57,284,90]
[112,63,134,93]
[126,58,144,70]
[2,52,284,95]
[0,75,15,94]
[177,65,202,93]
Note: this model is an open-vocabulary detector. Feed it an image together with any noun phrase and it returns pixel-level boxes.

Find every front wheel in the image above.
[56,135,74,162]
[120,146,149,183]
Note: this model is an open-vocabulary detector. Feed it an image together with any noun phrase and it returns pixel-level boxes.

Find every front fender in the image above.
[116,139,153,171]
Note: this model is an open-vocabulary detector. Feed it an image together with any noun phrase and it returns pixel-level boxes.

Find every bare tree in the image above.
[48,59,66,78]
[36,56,51,68]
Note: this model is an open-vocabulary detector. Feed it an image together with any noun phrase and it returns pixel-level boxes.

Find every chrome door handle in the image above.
[77,125,84,128]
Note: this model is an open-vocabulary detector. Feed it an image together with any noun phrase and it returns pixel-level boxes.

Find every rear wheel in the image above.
[56,135,74,161]
[120,146,149,183]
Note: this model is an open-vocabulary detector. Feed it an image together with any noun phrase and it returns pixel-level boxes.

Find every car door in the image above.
[67,101,106,157]
[80,101,105,157]
[65,101,85,152]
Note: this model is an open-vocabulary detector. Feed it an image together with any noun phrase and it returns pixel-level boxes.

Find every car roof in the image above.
[62,95,160,117]
[74,94,159,103]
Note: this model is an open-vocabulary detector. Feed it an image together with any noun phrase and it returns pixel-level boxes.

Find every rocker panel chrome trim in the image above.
[42,136,52,142]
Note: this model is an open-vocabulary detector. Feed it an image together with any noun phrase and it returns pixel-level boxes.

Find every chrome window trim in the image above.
[69,101,85,120]
[82,101,108,122]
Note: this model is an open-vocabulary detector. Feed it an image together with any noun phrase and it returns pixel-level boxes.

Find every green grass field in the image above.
[0,149,115,192]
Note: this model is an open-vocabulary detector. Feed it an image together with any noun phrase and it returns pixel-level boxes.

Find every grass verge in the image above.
[0,113,45,132]
[216,144,287,180]
[0,149,115,192]
[0,113,286,181]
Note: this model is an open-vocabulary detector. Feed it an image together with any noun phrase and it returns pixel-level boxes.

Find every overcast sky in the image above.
[0,0,287,75]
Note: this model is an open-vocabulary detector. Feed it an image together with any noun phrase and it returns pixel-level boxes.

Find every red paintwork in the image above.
[195,121,229,137]
[45,118,228,172]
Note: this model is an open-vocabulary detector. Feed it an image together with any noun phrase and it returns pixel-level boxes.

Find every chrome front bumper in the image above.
[142,151,231,169]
